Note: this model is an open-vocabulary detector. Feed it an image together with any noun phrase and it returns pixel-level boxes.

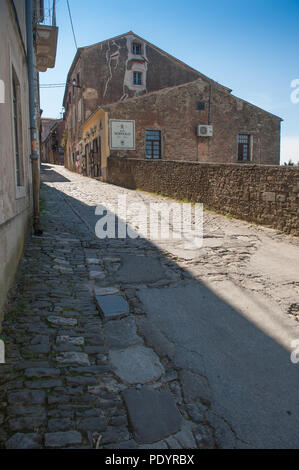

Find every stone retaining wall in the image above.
[107,157,299,235]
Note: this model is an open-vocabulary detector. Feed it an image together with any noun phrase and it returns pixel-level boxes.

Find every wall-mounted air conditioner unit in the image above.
[197,125,213,137]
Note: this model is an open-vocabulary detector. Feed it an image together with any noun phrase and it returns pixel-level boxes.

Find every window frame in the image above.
[132,42,142,55]
[133,71,143,86]
[237,133,252,162]
[145,129,162,160]
[10,63,25,197]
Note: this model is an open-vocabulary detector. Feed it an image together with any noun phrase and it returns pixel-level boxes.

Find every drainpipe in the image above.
[53,0,56,26]
[207,83,214,160]
[25,0,42,235]
[208,83,213,125]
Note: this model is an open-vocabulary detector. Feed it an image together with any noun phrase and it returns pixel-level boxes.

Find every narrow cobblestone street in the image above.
[0,164,298,449]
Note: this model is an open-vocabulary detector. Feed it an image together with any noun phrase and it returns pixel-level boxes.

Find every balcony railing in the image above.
[34,0,56,27]
[34,0,58,72]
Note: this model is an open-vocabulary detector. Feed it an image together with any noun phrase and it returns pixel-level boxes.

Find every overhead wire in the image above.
[66,0,78,50]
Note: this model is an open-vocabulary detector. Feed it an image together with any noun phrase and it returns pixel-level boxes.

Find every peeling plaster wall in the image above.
[64,33,202,170]
[122,34,148,98]
[80,34,200,108]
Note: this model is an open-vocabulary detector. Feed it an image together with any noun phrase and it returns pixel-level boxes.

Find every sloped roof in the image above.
[101,78,282,121]
[41,118,63,142]
[63,31,232,106]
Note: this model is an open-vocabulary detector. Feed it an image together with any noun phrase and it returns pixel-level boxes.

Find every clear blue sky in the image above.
[40,0,299,164]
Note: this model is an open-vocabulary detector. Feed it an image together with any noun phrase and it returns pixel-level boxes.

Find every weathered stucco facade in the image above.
[0,0,58,322]
[0,0,32,321]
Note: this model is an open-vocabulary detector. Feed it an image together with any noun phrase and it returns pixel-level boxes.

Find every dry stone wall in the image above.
[107,157,299,235]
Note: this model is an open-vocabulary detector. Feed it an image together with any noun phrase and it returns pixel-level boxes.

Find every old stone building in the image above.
[0,0,58,320]
[80,79,281,179]
[63,31,223,171]
[103,79,281,165]
[41,118,64,165]
[64,32,281,180]
[41,117,57,142]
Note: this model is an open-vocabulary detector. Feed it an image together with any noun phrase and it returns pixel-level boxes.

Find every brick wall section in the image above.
[104,79,281,165]
[107,157,299,235]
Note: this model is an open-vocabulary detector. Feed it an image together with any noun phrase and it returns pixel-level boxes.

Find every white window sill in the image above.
[131,84,145,90]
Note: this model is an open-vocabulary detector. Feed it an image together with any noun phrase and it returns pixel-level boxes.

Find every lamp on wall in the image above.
[70,78,81,88]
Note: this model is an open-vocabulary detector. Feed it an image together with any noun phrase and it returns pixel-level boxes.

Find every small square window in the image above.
[197,101,205,110]
[133,71,142,86]
[132,42,142,55]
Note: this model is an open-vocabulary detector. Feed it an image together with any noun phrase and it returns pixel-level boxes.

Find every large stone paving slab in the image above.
[136,317,175,359]
[110,345,164,384]
[104,317,143,349]
[115,255,170,284]
[96,295,130,321]
[173,346,206,376]
[123,387,182,443]
[137,282,299,448]
[180,370,212,407]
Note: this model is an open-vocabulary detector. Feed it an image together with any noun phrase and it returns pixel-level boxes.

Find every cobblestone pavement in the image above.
[0,164,298,449]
